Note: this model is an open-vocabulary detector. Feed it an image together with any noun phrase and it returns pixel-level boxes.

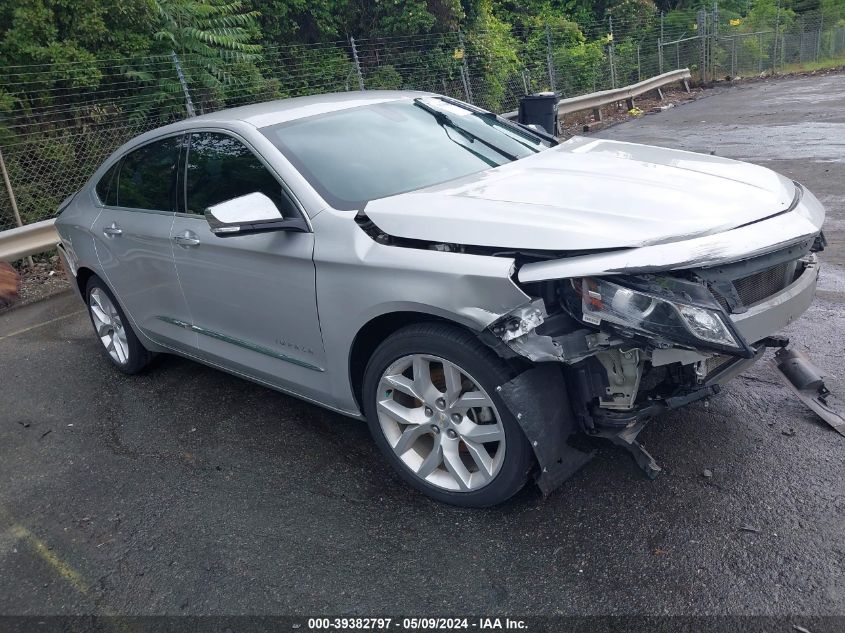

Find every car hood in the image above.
[363,136,796,251]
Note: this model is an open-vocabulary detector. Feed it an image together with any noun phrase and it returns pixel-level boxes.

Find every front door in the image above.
[91,134,197,351]
[171,131,327,400]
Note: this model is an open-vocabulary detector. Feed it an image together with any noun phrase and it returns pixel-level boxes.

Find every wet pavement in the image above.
[1,74,843,619]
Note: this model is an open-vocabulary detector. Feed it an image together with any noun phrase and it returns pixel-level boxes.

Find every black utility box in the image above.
[518,92,559,135]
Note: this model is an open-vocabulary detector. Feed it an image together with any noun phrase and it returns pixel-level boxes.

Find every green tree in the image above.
[465,0,521,110]
[256,0,347,45]
[151,0,261,80]
[608,0,659,29]
[340,0,464,37]
[123,0,263,115]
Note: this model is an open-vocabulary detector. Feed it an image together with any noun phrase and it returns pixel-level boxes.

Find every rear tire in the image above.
[362,322,534,507]
[85,276,153,374]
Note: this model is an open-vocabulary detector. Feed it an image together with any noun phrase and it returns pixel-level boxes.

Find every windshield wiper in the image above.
[413,98,519,162]
[475,112,547,153]
[440,125,499,167]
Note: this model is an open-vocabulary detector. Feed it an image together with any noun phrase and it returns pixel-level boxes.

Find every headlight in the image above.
[674,303,736,346]
[579,277,740,350]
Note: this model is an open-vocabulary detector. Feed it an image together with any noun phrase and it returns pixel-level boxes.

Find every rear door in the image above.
[91,134,197,351]
[170,130,327,399]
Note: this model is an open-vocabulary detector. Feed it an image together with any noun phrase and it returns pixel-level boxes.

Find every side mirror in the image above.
[204,192,308,236]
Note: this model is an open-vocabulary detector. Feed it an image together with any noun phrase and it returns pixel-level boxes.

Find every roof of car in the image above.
[180,90,432,129]
[100,90,437,170]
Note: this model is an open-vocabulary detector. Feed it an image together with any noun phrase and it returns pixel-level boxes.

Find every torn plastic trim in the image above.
[496,364,594,496]
[516,188,825,282]
[490,237,814,365]
[488,292,730,367]
[497,300,545,342]
[489,299,622,364]
[489,299,559,362]
[771,348,845,437]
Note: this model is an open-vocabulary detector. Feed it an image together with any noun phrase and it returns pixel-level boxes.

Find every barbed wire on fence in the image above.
[1,8,843,234]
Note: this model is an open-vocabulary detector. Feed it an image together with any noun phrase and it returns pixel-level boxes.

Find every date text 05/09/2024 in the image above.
[305,617,528,630]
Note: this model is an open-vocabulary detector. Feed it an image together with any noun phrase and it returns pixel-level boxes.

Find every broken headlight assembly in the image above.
[575,277,750,356]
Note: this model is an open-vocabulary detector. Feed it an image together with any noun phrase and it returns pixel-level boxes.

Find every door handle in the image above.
[102,223,122,237]
[173,232,201,247]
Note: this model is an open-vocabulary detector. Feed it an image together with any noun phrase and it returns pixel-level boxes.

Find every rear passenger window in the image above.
[185,132,297,217]
[95,162,120,206]
[116,137,180,211]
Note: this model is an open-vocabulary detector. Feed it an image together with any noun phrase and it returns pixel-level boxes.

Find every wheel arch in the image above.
[349,310,470,412]
[75,266,97,298]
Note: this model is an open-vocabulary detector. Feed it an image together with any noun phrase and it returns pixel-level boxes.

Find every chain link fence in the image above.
[1,9,843,234]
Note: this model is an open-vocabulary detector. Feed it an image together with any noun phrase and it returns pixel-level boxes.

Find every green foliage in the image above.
[257,0,347,44]
[608,0,659,29]
[554,39,607,93]
[465,0,521,110]
[341,0,464,38]
[267,45,354,97]
[366,64,404,89]
[745,0,797,31]
[3,0,845,230]
[150,0,261,88]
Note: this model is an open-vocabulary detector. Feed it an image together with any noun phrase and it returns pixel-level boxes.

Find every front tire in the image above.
[362,323,534,507]
[85,276,152,374]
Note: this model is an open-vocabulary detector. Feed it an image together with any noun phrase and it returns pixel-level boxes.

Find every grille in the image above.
[732,261,797,307]
[706,354,732,375]
[713,292,730,313]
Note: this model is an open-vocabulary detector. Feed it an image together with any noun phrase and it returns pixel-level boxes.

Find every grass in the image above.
[776,55,845,74]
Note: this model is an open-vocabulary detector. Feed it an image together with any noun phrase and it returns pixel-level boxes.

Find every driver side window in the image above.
[185,132,298,218]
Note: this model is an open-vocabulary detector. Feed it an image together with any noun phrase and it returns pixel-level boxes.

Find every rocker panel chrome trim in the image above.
[156,316,325,372]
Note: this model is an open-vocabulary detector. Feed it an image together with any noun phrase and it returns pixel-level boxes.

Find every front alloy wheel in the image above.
[363,323,533,507]
[377,354,506,492]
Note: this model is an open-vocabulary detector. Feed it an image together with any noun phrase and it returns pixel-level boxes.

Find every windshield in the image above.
[261,97,551,210]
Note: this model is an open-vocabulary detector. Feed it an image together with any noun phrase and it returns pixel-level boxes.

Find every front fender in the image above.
[311,209,532,414]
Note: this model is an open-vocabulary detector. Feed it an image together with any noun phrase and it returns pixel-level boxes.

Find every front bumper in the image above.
[730,254,819,345]
[680,254,819,387]
[497,253,824,492]
[574,253,820,421]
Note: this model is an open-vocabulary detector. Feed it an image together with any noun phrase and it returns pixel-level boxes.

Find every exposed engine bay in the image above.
[483,237,832,485]
[499,241,814,388]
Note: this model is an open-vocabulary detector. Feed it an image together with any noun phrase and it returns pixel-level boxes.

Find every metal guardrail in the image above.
[0,219,58,262]
[0,69,691,262]
[501,68,692,120]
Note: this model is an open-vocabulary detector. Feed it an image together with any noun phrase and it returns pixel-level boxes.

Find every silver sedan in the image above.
[56,91,829,506]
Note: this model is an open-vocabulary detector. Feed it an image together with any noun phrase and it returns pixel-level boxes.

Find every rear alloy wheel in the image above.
[89,287,130,365]
[85,276,152,374]
[363,323,533,507]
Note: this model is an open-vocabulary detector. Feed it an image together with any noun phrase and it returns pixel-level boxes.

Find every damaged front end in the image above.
[487,239,828,490]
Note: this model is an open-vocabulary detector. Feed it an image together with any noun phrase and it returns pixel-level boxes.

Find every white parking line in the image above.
[0,310,84,342]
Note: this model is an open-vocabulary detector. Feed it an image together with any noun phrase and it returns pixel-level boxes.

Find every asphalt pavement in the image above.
[0,73,843,621]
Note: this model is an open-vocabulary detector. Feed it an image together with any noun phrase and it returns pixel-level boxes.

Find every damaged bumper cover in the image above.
[486,222,827,492]
[497,365,594,495]
[494,253,819,371]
